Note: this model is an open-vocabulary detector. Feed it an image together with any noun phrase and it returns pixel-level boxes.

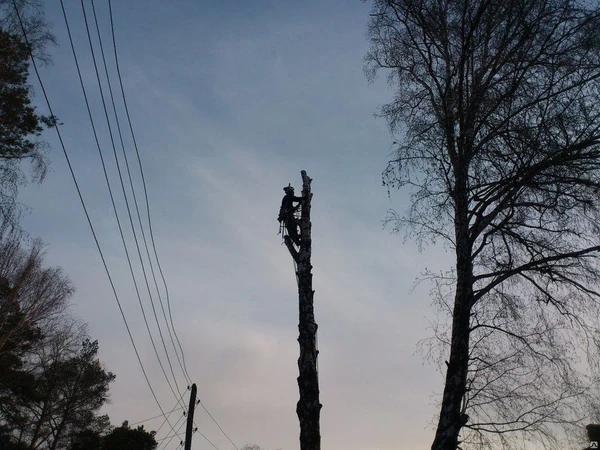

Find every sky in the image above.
[16,1,455,449]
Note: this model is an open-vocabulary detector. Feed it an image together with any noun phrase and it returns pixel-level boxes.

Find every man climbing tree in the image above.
[279,172,321,450]
[278,184,302,246]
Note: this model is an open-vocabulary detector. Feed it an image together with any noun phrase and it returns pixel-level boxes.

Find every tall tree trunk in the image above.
[432,176,473,450]
[296,170,321,450]
[283,170,321,450]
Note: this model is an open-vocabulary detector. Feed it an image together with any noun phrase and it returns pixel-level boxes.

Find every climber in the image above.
[278,184,302,245]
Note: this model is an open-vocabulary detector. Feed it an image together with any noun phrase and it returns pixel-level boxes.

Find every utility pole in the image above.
[282,170,321,450]
[184,384,197,450]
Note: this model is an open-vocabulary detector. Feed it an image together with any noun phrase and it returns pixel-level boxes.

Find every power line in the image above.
[11,0,178,439]
[107,0,192,385]
[104,7,240,449]
[59,0,185,415]
[57,5,238,450]
[129,406,185,427]
[157,415,187,450]
[156,411,186,443]
[153,387,189,437]
[130,388,187,427]
[157,389,228,450]
[161,424,221,450]
[88,0,187,393]
[199,402,239,450]
[76,0,185,409]
[197,429,222,450]
[156,389,223,450]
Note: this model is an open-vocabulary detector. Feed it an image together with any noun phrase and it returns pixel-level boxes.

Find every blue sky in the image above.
[18,1,454,449]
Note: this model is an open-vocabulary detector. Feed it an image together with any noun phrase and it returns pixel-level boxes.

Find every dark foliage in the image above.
[0,0,56,230]
[100,423,157,450]
[0,236,114,450]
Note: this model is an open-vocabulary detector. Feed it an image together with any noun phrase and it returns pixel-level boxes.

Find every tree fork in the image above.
[283,170,322,450]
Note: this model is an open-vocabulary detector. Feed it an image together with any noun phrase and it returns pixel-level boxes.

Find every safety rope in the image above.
[279,207,301,287]
[292,208,301,286]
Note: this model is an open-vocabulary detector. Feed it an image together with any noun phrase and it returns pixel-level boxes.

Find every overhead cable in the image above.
[12,0,177,438]
[77,0,185,408]
[89,0,185,397]
[107,0,192,384]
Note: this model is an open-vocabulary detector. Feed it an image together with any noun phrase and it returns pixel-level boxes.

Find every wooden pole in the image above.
[184,384,197,450]
[283,170,321,450]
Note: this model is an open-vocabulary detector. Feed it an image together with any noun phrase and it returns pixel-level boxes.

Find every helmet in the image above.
[283,184,294,193]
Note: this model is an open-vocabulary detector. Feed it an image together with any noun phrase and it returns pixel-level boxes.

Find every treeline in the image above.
[0,2,157,449]
[0,236,157,450]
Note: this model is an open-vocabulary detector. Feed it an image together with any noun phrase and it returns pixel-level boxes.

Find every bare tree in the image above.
[0,236,73,358]
[0,0,55,63]
[365,1,600,449]
[0,235,77,448]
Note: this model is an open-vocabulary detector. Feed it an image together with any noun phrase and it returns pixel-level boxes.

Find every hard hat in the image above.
[283,184,294,193]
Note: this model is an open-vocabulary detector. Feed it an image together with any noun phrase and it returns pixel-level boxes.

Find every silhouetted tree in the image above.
[22,339,115,450]
[67,415,109,450]
[0,28,55,230]
[100,422,157,450]
[0,236,73,443]
[365,1,600,449]
[0,236,73,358]
[67,420,157,450]
[0,0,55,63]
[0,234,113,450]
[0,327,114,450]
[0,0,56,231]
